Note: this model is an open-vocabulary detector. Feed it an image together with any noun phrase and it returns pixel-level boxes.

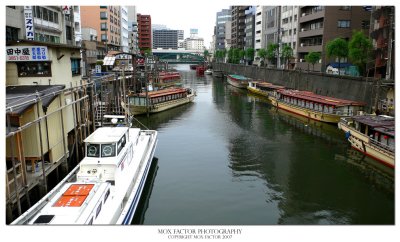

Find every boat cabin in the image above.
[351,115,395,151]
[128,88,190,106]
[277,89,365,116]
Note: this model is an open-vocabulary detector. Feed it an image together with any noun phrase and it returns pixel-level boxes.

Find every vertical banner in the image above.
[24,6,35,40]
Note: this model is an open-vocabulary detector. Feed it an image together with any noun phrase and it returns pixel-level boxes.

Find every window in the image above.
[71,58,81,75]
[42,8,48,21]
[100,11,107,19]
[54,12,59,23]
[339,6,351,10]
[96,203,102,218]
[17,62,52,77]
[104,189,110,203]
[66,26,72,40]
[6,27,18,42]
[101,23,107,30]
[362,20,370,29]
[338,20,350,28]
[101,143,115,157]
[87,144,100,157]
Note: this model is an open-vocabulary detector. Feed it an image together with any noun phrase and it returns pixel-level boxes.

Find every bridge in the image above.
[152,49,205,64]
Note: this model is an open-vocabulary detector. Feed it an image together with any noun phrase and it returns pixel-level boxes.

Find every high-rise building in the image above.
[231,6,250,49]
[224,20,232,51]
[73,6,82,46]
[137,14,152,52]
[153,29,179,49]
[80,6,122,51]
[120,6,129,53]
[127,6,138,54]
[215,9,231,50]
[254,6,265,52]
[369,6,394,79]
[264,6,281,48]
[280,6,299,69]
[297,6,370,72]
[244,6,256,49]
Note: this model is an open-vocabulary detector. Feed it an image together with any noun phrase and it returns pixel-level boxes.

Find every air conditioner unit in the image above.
[300,43,304,47]
[302,13,306,17]
[300,59,304,62]
[301,28,305,32]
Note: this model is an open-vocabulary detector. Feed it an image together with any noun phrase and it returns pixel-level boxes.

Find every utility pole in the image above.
[385,7,394,80]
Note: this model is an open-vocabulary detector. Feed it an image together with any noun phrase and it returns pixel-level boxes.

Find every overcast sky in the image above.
[137,0,231,49]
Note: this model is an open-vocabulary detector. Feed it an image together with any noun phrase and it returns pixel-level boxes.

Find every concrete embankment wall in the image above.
[212,63,389,112]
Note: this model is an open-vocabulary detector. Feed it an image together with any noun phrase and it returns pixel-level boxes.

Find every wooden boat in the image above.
[226,74,252,89]
[269,89,365,123]
[124,87,195,115]
[154,71,181,88]
[12,118,158,224]
[338,115,394,168]
[247,81,285,98]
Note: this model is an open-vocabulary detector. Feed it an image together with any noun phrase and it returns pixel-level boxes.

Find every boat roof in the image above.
[84,127,128,143]
[228,74,251,80]
[277,89,365,107]
[353,115,395,129]
[134,88,188,98]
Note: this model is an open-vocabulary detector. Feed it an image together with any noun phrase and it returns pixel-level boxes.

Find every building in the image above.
[120,6,129,53]
[369,6,395,79]
[80,6,122,52]
[265,6,281,48]
[224,20,232,51]
[137,14,152,53]
[73,6,82,46]
[6,6,76,46]
[184,37,205,50]
[254,6,265,53]
[280,6,299,69]
[127,6,139,54]
[153,29,179,49]
[81,27,99,76]
[215,9,231,50]
[231,6,250,49]
[297,6,371,72]
[244,6,256,50]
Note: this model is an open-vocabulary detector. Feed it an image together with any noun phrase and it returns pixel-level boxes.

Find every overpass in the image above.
[152,49,205,64]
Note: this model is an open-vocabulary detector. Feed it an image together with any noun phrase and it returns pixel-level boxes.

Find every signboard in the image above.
[95,65,102,73]
[6,46,49,62]
[24,6,35,40]
[62,6,70,14]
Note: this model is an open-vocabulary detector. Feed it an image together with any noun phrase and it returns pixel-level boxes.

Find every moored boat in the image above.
[338,115,394,168]
[247,81,285,98]
[226,74,252,89]
[12,119,158,225]
[154,71,181,88]
[123,87,195,115]
[270,89,365,123]
[205,69,212,75]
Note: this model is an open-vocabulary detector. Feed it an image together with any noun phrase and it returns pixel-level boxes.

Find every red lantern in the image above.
[384,135,388,139]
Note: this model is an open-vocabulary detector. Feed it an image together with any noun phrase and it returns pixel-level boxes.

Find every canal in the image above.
[132,64,394,225]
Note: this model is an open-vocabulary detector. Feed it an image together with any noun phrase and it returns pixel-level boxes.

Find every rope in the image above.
[130,115,150,130]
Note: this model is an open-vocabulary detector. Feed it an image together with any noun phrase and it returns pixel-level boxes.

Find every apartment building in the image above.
[231,6,250,49]
[137,14,152,52]
[215,9,232,50]
[297,6,370,72]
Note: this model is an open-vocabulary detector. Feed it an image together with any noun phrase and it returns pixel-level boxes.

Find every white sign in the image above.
[24,6,34,40]
[95,65,102,73]
[6,46,49,62]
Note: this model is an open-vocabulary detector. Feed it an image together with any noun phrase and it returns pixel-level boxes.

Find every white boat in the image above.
[205,69,212,75]
[11,118,158,225]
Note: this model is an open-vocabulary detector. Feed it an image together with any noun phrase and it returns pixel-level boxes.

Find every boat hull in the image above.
[226,76,248,89]
[338,122,395,168]
[126,94,195,115]
[247,86,269,98]
[270,97,342,123]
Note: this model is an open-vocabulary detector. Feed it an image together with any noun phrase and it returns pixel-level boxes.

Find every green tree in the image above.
[239,49,245,64]
[281,44,293,69]
[266,43,278,66]
[348,30,373,76]
[228,48,234,63]
[245,48,255,65]
[203,50,209,61]
[326,38,348,75]
[233,48,241,64]
[305,52,321,72]
[257,48,267,66]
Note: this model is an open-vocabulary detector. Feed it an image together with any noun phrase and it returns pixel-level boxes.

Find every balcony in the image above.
[299,10,325,23]
[297,43,323,53]
[298,28,323,38]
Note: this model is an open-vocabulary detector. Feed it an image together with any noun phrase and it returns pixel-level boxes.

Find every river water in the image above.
[132,64,394,225]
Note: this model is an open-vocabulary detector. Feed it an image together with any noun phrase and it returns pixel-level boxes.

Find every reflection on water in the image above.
[135,64,393,225]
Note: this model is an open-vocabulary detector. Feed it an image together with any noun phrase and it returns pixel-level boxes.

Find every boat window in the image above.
[101,143,116,157]
[96,202,102,218]
[87,144,100,157]
[117,135,126,154]
[104,189,110,203]
[33,215,55,224]
[88,217,93,225]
